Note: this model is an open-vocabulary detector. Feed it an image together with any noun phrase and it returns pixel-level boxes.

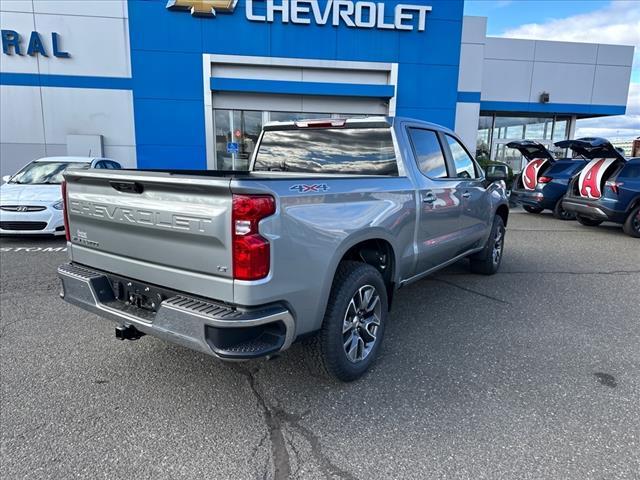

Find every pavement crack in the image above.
[431,277,511,305]
[233,364,291,480]
[233,365,358,480]
[273,408,358,480]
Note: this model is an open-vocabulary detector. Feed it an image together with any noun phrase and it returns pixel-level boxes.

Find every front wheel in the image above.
[623,205,640,238]
[313,261,388,382]
[553,198,576,221]
[576,215,603,227]
[523,205,543,214]
[469,215,506,275]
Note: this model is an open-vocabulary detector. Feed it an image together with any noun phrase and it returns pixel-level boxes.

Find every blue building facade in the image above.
[128,0,464,169]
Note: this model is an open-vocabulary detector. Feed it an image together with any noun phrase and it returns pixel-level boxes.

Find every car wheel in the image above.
[313,261,388,382]
[576,215,603,227]
[469,215,506,275]
[622,205,640,238]
[523,205,543,214]
[553,198,576,221]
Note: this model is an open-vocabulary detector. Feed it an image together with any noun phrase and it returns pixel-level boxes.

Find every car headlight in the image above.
[52,201,64,210]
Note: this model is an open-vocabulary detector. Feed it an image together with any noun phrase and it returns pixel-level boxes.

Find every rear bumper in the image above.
[562,198,626,223]
[57,263,295,360]
[510,188,552,209]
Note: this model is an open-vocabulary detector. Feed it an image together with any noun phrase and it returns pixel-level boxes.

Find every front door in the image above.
[443,134,492,249]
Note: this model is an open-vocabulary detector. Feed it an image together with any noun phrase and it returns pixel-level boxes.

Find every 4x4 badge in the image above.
[289,184,330,193]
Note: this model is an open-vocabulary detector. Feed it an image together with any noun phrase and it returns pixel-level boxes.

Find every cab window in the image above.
[407,128,448,179]
[445,135,478,179]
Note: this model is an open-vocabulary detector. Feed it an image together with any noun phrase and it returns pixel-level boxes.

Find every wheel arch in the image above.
[495,203,509,227]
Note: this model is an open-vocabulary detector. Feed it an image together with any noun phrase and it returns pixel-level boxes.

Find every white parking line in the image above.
[0,246,67,253]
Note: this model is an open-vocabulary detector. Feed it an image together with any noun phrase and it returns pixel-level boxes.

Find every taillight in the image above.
[606,180,623,194]
[538,176,553,183]
[61,180,70,241]
[232,194,275,281]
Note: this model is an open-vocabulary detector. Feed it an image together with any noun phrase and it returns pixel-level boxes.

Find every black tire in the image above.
[622,205,640,238]
[553,198,576,221]
[576,215,603,227]
[523,205,543,214]
[470,215,506,275]
[312,261,388,382]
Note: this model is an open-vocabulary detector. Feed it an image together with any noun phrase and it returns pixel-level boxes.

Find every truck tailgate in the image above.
[64,170,234,301]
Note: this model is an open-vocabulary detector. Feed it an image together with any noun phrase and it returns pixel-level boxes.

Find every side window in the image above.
[107,161,121,169]
[407,128,448,179]
[94,161,106,169]
[445,135,478,179]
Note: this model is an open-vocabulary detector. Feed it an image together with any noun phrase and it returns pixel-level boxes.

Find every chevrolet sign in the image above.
[167,0,432,32]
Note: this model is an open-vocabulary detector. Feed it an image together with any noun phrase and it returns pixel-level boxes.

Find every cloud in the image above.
[500,1,639,50]
[500,1,639,140]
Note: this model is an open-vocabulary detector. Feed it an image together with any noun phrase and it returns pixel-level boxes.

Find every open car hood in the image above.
[555,137,627,162]
[506,140,556,162]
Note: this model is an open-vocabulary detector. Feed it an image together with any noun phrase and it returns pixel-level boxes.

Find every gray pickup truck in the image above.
[58,117,509,381]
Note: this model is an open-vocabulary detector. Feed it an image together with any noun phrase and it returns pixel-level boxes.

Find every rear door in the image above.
[64,169,234,301]
[404,126,466,273]
[555,138,627,200]
[506,141,555,190]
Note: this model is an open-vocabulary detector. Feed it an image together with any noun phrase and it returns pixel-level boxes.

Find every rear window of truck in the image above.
[253,127,398,175]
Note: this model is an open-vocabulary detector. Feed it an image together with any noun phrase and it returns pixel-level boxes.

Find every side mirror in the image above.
[486,170,507,183]
[2,175,11,183]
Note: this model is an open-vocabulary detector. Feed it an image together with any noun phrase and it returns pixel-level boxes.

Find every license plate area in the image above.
[110,277,169,314]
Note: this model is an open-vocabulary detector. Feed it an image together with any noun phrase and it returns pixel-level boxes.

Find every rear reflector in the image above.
[538,176,553,183]
[61,180,70,241]
[294,119,346,128]
[232,194,276,281]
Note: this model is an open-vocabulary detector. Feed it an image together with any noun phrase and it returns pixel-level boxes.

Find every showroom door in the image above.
[214,110,263,170]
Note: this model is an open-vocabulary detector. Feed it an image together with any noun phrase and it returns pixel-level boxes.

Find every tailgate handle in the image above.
[110,181,144,194]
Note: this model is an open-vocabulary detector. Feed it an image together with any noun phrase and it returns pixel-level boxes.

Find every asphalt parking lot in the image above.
[1,211,639,480]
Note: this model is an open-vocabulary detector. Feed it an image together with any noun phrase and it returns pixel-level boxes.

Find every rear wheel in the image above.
[469,215,505,275]
[523,205,543,214]
[622,205,640,238]
[553,198,576,221]
[576,215,603,227]
[312,261,388,382]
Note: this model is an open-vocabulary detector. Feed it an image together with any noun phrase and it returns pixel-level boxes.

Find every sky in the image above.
[463,0,640,140]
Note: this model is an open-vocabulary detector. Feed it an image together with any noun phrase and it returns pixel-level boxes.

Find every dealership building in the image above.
[0,0,634,177]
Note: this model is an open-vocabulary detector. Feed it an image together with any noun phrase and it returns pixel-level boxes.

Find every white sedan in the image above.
[0,156,121,236]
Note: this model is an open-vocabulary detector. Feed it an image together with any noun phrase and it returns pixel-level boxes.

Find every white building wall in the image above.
[455,16,486,151]
[0,0,135,177]
[482,38,634,106]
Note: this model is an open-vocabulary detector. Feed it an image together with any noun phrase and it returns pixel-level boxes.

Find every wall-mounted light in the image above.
[540,92,550,103]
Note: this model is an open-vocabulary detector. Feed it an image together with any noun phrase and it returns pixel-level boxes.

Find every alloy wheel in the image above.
[342,285,382,363]
[492,226,505,265]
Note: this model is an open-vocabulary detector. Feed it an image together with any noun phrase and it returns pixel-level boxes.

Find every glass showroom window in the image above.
[476,115,493,163]
[214,109,263,170]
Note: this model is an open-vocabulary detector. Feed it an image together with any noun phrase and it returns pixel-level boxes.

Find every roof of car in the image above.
[34,156,112,163]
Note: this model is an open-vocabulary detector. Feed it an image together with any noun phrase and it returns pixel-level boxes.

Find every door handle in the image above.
[462,191,471,199]
[422,192,437,203]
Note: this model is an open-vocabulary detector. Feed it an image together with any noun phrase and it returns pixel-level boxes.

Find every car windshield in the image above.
[9,161,89,185]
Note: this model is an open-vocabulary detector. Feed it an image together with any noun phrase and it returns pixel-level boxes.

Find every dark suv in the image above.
[509,140,587,220]
[561,138,640,238]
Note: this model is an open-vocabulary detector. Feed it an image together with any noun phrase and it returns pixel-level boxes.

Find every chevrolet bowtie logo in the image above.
[166,0,237,17]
